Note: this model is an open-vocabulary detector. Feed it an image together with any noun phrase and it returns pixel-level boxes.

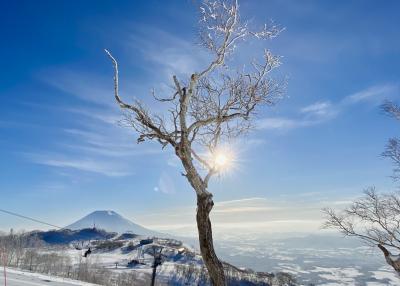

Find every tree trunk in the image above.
[378,244,400,274]
[196,192,226,286]
[151,265,157,286]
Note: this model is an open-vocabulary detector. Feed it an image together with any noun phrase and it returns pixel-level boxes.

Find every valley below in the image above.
[2,211,400,285]
[216,234,400,285]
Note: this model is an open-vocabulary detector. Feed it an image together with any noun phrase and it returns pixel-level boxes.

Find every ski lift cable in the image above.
[0,208,62,229]
[0,208,62,286]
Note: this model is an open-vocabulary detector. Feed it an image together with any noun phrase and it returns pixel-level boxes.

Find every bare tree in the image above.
[382,100,400,182]
[105,1,284,284]
[324,100,400,274]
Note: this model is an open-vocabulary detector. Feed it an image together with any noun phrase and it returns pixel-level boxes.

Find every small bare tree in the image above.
[324,100,400,274]
[381,100,400,182]
[105,1,284,284]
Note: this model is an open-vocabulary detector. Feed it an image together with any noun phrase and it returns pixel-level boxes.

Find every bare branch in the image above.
[191,149,212,170]
[380,101,400,182]
[197,0,283,78]
[204,168,217,187]
[187,49,283,149]
[323,188,400,251]
[106,2,285,283]
[382,100,400,121]
[325,99,400,274]
[151,88,179,102]
[105,49,177,148]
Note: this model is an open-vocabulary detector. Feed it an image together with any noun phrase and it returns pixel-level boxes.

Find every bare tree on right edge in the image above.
[323,100,400,273]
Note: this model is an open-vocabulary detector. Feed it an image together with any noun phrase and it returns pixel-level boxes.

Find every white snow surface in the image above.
[4,267,101,285]
[37,236,202,284]
[369,266,400,286]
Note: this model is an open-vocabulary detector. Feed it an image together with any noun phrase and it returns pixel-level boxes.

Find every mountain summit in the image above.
[66,210,158,236]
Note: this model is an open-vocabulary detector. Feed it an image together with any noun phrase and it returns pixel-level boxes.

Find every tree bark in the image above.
[378,244,400,274]
[196,192,226,286]
[176,136,226,285]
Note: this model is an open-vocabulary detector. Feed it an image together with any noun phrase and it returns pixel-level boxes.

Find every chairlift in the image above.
[83,247,92,258]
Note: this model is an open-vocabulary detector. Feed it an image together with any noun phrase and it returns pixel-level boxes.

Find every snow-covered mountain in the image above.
[66,210,159,236]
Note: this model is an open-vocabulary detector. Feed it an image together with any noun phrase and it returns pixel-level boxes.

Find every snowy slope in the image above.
[5,268,101,286]
[65,210,159,236]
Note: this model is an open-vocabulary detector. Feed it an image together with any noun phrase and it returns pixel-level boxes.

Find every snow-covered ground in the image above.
[36,235,204,284]
[3,268,101,286]
[14,230,400,285]
[216,234,400,285]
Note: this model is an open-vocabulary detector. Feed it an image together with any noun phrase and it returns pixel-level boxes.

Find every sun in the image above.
[215,153,228,168]
[212,148,235,172]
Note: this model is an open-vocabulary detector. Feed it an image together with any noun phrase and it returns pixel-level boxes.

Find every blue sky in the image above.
[0,0,399,235]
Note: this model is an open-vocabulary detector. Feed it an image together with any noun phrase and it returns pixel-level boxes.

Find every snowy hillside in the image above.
[13,229,273,285]
[65,210,159,236]
[5,268,102,286]
[6,227,400,285]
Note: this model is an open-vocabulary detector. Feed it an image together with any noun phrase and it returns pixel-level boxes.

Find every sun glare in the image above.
[212,148,235,172]
[215,153,228,167]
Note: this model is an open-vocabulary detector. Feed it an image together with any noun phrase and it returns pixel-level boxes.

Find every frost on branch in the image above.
[323,188,400,248]
[105,0,285,182]
[323,188,400,273]
[198,0,283,58]
[106,1,285,284]
[190,48,283,150]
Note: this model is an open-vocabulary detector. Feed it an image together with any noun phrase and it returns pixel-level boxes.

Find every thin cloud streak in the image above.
[25,153,131,177]
[341,83,398,105]
[137,195,355,235]
[215,197,268,206]
[126,25,208,80]
[25,71,163,176]
[300,101,334,117]
[258,83,399,131]
[39,70,115,106]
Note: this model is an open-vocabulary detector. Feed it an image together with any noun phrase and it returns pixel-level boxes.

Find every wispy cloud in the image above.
[127,26,208,80]
[258,83,398,131]
[39,70,114,106]
[300,101,334,117]
[66,107,120,125]
[28,68,165,180]
[21,106,160,176]
[214,197,278,213]
[215,197,268,206]
[62,128,160,158]
[26,153,130,177]
[341,83,398,105]
[257,117,304,130]
[137,194,355,236]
